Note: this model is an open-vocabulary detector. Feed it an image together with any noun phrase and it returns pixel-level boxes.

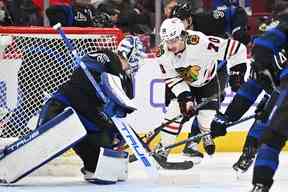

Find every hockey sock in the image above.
[161,118,182,146]
[190,117,201,137]
[248,120,266,141]
[225,79,262,121]
[253,144,280,188]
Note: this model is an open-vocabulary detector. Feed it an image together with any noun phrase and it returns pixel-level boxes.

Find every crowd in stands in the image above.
[0,0,155,34]
[0,0,280,50]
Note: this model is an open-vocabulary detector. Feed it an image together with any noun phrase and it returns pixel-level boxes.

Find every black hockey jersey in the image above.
[193,5,249,44]
[55,50,133,128]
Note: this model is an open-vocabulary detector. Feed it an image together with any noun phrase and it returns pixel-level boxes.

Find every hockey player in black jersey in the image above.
[210,6,288,191]
[210,3,288,177]
[34,36,145,184]
[249,12,288,192]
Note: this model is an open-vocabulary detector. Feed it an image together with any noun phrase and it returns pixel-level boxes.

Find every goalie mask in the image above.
[117,35,146,74]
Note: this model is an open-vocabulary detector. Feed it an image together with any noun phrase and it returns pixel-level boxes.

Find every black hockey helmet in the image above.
[171,2,193,20]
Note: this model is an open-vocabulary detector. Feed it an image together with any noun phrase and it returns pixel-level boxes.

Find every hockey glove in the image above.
[229,63,247,92]
[232,29,250,46]
[210,113,229,138]
[254,94,270,120]
[179,100,196,118]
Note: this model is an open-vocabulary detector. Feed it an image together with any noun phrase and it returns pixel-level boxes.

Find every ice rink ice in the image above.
[1,152,288,192]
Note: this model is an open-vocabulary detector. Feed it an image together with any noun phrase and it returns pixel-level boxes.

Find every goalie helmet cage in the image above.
[0,26,124,139]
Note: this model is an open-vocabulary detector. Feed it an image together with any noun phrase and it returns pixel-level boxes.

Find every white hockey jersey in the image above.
[156,30,247,97]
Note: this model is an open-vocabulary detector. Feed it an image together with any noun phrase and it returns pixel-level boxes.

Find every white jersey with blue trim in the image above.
[156,30,246,97]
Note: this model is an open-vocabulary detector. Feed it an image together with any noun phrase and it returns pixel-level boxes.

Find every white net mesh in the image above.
[0,27,122,139]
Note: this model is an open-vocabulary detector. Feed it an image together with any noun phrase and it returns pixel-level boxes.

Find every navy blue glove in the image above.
[210,113,229,138]
[229,63,247,92]
[254,94,270,120]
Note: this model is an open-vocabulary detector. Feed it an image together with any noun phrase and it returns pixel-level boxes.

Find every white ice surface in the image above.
[1,152,288,192]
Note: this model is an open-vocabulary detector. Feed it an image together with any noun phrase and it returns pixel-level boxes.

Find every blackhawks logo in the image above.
[155,44,165,57]
[176,65,201,82]
[187,35,200,45]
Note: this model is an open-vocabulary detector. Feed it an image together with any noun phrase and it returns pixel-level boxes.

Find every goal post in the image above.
[0,26,124,140]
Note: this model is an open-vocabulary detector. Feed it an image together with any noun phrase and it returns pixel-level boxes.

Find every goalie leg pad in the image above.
[83,147,128,184]
[0,107,87,184]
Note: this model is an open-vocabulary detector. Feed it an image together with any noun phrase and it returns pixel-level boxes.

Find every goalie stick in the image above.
[53,23,159,179]
[116,114,183,153]
[53,23,107,104]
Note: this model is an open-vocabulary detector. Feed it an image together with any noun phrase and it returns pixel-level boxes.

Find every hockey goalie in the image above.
[0,35,146,184]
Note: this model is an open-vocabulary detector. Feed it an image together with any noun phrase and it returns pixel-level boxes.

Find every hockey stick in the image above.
[153,132,210,156]
[143,97,214,145]
[116,114,182,151]
[225,114,256,127]
[53,23,107,103]
[53,23,159,179]
[128,97,216,165]
[111,116,159,178]
[153,114,256,157]
[136,96,216,148]
[129,116,194,170]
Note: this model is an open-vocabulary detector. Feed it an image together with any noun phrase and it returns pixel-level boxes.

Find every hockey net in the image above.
[0,27,123,162]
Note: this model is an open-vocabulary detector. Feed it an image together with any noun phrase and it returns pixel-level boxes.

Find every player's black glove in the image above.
[254,94,270,120]
[232,29,250,46]
[210,113,230,138]
[177,92,195,119]
[229,63,247,92]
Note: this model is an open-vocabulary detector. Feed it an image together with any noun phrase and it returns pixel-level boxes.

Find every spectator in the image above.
[94,3,120,27]
[163,0,177,18]
[134,0,155,31]
[45,1,73,26]
[71,0,98,27]
[177,0,204,13]
[0,0,13,25]
[32,0,71,11]
[116,6,153,34]
[46,0,119,27]
[9,0,43,26]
